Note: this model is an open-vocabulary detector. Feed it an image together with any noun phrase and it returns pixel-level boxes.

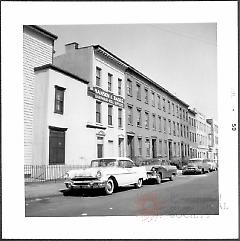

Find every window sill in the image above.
[108,125,114,128]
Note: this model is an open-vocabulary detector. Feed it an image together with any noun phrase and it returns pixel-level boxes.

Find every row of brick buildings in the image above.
[23,25,218,174]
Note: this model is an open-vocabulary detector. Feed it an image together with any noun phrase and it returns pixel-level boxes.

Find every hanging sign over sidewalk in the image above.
[93,86,124,108]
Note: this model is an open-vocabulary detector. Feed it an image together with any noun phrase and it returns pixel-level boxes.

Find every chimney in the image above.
[65,42,79,52]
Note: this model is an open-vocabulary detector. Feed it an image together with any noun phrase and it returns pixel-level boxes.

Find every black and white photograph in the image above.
[2,1,238,239]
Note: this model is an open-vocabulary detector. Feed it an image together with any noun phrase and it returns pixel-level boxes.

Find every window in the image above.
[108,105,113,125]
[54,86,65,114]
[145,112,149,129]
[127,105,133,125]
[187,126,189,138]
[136,83,141,100]
[137,108,142,127]
[157,95,161,109]
[108,73,112,91]
[174,143,177,157]
[158,116,162,132]
[168,119,171,135]
[176,105,179,118]
[144,88,149,104]
[145,138,150,157]
[184,125,186,138]
[152,114,156,130]
[96,101,101,123]
[180,107,182,119]
[183,109,185,120]
[168,101,171,114]
[180,124,183,137]
[118,78,122,95]
[127,79,132,96]
[172,103,175,116]
[163,98,166,112]
[177,123,180,136]
[173,121,176,136]
[163,118,167,133]
[96,67,101,87]
[118,108,122,128]
[164,140,167,156]
[152,91,155,107]
[159,140,162,156]
[138,138,142,156]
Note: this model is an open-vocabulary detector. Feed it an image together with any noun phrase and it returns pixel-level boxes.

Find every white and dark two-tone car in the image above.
[64,158,147,195]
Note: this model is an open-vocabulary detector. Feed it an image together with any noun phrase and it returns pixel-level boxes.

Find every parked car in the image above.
[141,158,177,183]
[206,159,218,171]
[182,158,211,174]
[64,157,147,195]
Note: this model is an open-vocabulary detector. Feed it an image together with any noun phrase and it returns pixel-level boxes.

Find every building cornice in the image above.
[26,25,58,40]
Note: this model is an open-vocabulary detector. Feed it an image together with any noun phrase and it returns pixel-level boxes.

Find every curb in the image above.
[25,189,66,200]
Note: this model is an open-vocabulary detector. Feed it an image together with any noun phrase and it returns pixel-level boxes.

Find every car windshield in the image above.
[91,159,117,167]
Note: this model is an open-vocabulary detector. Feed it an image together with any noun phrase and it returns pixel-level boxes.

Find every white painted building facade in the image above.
[54,43,128,161]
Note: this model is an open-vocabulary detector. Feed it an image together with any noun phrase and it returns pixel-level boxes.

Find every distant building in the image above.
[194,109,211,159]
[188,108,197,158]
[206,119,219,161]
[23,25,57,164]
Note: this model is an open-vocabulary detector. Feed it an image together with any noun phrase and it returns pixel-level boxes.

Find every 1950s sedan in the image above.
[141,158,177,183]
[64,158,147,195]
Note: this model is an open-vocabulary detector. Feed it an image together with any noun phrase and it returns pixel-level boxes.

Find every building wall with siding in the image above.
[23,26,54,164]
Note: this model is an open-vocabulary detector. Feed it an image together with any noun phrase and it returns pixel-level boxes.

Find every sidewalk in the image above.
[25,180,66,200]
[25,171,183,200]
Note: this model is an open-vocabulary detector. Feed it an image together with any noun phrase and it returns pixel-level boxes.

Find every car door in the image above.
[117,159,136,186]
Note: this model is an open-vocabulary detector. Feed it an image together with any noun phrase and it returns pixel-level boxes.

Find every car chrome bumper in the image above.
[65,180,107,189]
[146,172,158,179]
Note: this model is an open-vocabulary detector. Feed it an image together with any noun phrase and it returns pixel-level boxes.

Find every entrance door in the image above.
[127,136,134,159]
[168,141,172,160]
[118,138,124,157]
[49,129,65,165]
[152,139,157,158]
[97,137,104,158]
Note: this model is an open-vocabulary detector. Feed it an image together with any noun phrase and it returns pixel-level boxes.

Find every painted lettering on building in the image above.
[93,87,124,108]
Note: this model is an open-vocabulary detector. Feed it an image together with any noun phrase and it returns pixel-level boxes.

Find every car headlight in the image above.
[151,167,155,171]
[96,171,102,179]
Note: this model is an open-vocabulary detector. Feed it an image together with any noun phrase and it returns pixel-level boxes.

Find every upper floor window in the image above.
[145,112,149,129]
[96,101,101,123]
[173,121,176,136]
[152,114,156,130]
[108,105,113,125]
[118,108,123,128]
[96,67,101,87]
[168,100,171,114]
[108,73,112,92]
[158,116,162,132]
[163,118,167,133]
[172,103,175,116]
[137,108,142,127]
[179,107,182,119]
[163,98,166,112]
[54,85,65,115]
[127,105,133,125]
[136,83,141,100]
[152,91,155,107]
[127,79,132,96]
[157,95,161,109]
[118,78,122,96]
[144,88,149,104]
[176,105,179,118]
[168,119,171,135]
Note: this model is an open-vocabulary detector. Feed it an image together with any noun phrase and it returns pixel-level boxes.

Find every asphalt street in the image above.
[25,171,218,216]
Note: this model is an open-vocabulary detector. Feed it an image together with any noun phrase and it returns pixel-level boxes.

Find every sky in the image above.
[42,23,217,120]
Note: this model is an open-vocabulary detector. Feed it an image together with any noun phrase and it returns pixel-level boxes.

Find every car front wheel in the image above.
[105,178,114,195]
[135,178,143,188]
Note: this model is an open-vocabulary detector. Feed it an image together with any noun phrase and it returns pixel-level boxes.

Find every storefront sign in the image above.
[93,87,124,108]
